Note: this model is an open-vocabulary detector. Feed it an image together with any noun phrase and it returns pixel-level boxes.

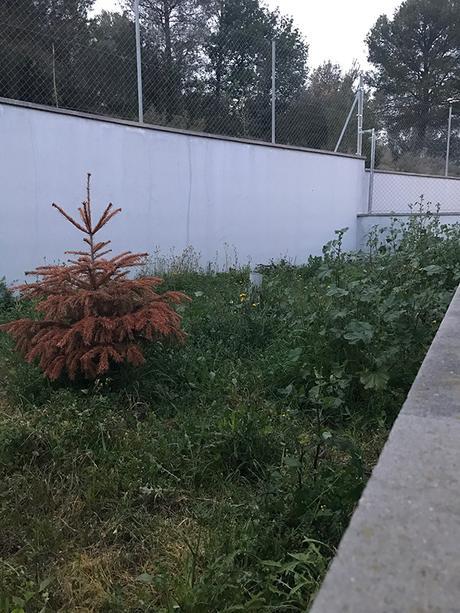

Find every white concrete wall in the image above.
[0,101,364,282]
[370,170,460,213]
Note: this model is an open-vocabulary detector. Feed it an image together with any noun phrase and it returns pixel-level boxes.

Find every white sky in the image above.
[93,0,402,69]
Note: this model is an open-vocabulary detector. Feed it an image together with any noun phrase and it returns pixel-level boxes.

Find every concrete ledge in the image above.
[310,284,460,613]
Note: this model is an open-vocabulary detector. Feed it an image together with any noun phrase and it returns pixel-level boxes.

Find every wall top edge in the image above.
[0,97,366,162]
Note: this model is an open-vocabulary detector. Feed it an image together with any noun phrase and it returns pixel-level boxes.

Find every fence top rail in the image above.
[366,167,460,181]
[310,284,460,613]
[0,97,366,162]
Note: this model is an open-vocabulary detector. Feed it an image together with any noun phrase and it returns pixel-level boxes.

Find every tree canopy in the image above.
[0,0,364,151]
[367,0,460,157]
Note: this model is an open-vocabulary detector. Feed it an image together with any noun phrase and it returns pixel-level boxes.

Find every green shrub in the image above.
[0,277,14,312]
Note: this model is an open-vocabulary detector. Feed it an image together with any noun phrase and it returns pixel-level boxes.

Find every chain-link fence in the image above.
[0,0,364,155]
[367,169,460,214]
[364,103,460,214]
[1,4,140,118]
[372,113,460,178]
[4,0,460,203]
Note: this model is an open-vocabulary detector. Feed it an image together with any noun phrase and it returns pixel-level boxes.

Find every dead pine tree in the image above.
[1,174,190,381]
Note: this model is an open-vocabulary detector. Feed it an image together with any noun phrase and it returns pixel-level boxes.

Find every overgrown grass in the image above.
[0,211,459,612]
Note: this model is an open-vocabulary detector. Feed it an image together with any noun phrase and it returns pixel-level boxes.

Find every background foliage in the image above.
[368,0,460,171]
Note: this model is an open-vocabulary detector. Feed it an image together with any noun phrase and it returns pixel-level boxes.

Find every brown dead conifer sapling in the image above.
[0,174,190,380]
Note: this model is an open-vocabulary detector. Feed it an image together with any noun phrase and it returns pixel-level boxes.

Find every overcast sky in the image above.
[93,0,402,69]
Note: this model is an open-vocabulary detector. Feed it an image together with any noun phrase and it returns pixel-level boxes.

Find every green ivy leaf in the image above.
[136,573,154,584]
[343,320,374,344]
[422,265,443,276]
[284,456,301,469]
[360,371,389,390]
[287,347,303,363]
[326,286,349,297]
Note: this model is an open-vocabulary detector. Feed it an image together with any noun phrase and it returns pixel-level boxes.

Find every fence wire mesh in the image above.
[5,0,459,201]
[368,170,460,214]
[0,0,362,154]
[1,4,140,118]
[373,118,460,177]
[365,103,460,214]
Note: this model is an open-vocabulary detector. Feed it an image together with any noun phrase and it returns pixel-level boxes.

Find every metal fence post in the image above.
[335,94,358,153]
[368,128,376,213]
[52,43,59,108]
[446,101,454,177]
[271,39,276,144]
[134,0,144,123]
[356,74,364,156]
